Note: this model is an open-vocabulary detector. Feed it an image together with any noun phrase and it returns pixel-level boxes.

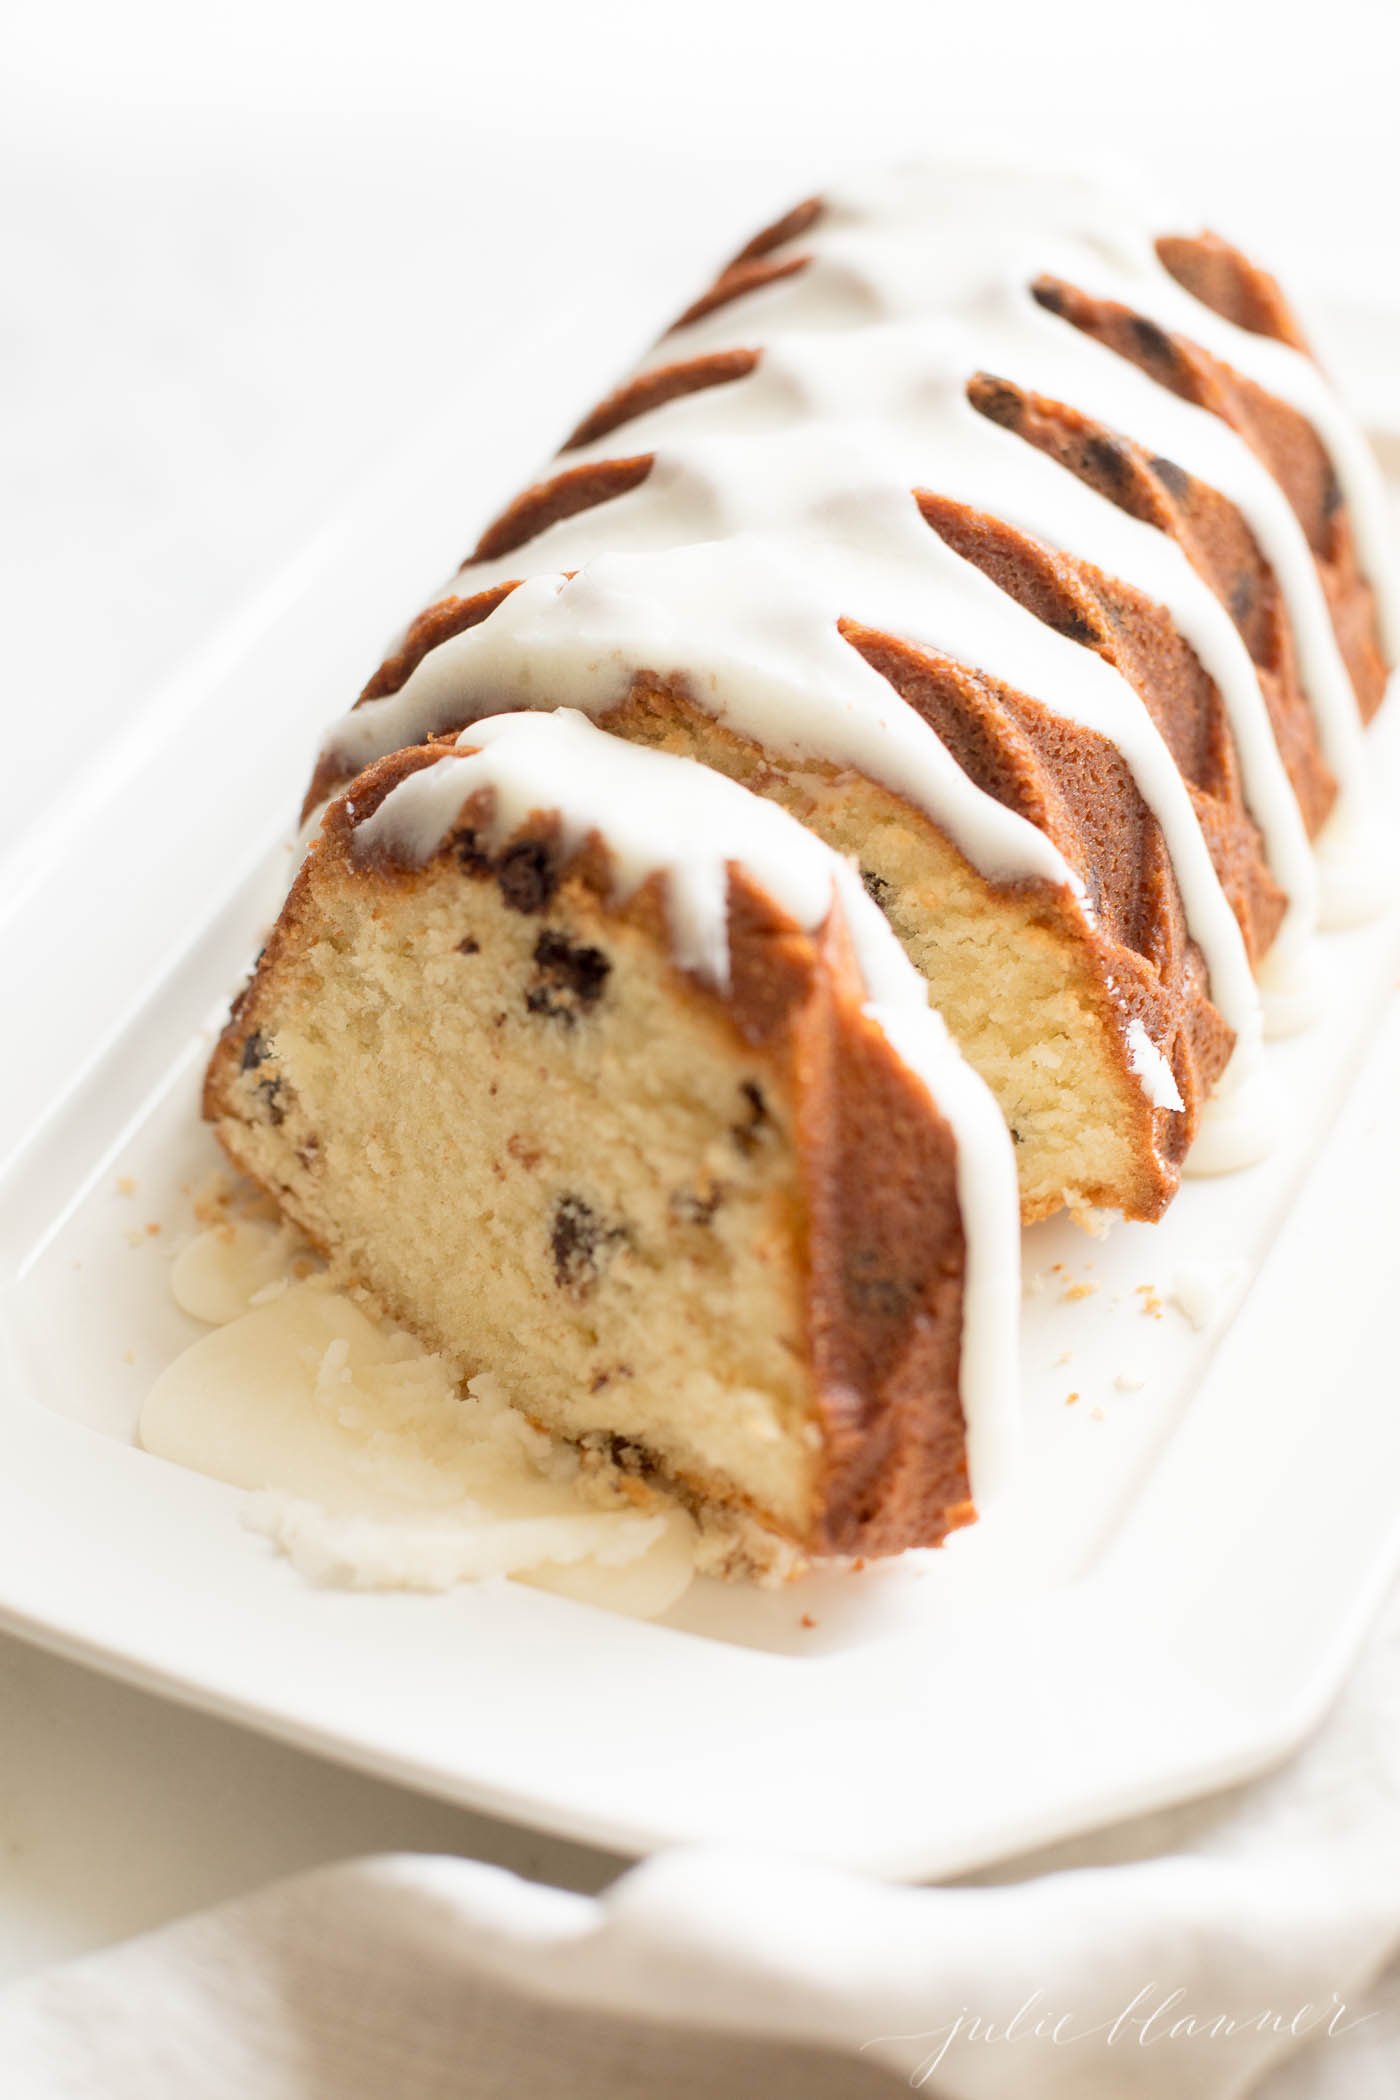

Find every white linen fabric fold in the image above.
[4,1584,1399,2100]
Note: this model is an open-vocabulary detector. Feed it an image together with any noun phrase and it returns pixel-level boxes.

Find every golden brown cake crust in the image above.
[964,373,1343,839]
[208,743,977,1560]
[1028,267,1389,722]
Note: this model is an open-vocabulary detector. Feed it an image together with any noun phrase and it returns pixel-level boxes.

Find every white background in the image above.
[4,0,1400,1981]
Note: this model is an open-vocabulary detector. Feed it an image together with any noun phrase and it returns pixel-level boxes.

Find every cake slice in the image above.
[205,711,1019,1563]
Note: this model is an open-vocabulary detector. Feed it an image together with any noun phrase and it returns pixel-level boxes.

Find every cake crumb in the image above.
[192,1172,236,1227]
[1090,1406,1106,1422]
[1135,1284,1164,1319]
[121,1348,136,1365]
[1114,1369,1146,1393]
[1062,1281,1097,1302]
[1065,1391,1080,1407]
[144,1221,162,1238]
[116,1176,136,1198]
[799,1613,817,1629]
[1054,1349,1072,1368]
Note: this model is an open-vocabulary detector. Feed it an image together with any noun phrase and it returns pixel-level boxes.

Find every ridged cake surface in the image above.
[305,166,1393,1221]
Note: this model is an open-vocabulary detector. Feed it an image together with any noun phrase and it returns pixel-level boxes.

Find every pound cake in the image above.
[206,710,1020,1562]
[305,165,1394,1223]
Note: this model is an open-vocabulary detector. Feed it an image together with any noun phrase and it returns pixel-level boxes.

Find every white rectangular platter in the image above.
[1,367,1398,1882]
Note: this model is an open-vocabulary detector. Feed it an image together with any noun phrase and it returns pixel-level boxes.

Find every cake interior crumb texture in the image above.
[600,686,1159,1221]
[216,846,841,1545]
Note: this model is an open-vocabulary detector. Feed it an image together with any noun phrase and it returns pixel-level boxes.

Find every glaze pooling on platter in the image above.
[143,1221,699,1617]
[320,163,1394,1130]
[357,708,1023,1502]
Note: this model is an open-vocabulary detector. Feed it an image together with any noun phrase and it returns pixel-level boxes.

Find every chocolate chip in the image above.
[967,374,1023,430]
[1229,574,1257,625]
[497,840,559,914]
[860,867,893,909]
[454,829,491,876]
[256,1076,286,1126]
[671,1185,724,1225]
[588,1366,638,1395]
[1148,454,1191,502]
[1081,432,1135,498]
[732,1080,771,1156]
[240,1031,268,1072]
[457,935,481,955]
[1054,606,1100,645]
[550,1193,627,1293]
[525,928,611,1022]
[1129,314,1179,373]
[597,1429,651,1475]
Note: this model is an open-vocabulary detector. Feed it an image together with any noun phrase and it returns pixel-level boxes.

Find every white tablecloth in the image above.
[4,1578,1400,2095]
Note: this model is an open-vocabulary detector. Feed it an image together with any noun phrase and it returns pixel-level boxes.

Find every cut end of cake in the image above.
[206,716,1020,1567]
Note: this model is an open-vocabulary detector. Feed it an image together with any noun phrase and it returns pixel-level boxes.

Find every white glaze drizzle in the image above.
[559,325,1320,958]
[320,164,1396,1121]
[1125,1018,1185,1113]
[797,155,1400,659]
[334,419,1265,1062]
[356,708,1022,1503]
[665,166,1395,787]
